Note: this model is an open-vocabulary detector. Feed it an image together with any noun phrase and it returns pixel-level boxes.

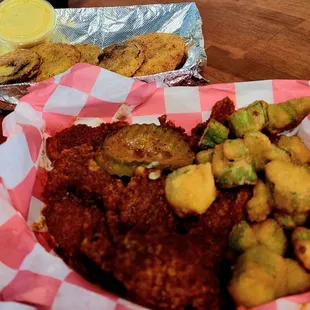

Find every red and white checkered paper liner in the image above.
[0,64,310,310]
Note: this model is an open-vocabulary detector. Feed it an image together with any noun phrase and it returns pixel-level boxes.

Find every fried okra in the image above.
[222,139,249,161]
[246,180,271,222]
[265,160,310,213]
[265,97,310,134]
[228,97,310,137]
[264,144,291,163]
[165,163,217,217]
[228,245,287,308]
[286,258,310,295]
[274,212,308,230]
[252,219,288,256]
[228,220,258,253]
[292,227,310,270]
[277,135,310,165]
[198,119,229,149]
[212,144,257,188]
[195,149,214,164]
[229,219,287,256]
[244,131,272,171]
[228,101,268,137]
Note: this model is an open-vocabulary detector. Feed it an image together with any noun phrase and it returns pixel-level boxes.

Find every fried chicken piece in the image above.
[43,193,113,271]
[114,232,221,310]
[44,144,124,210]
[43,194,105,258]
[209,97,236,125]
[96,123,194,177]
[46,122,128,161]
[43,193,125,295]
[105,167,176,242]
[46,125,102,161]
[113,188,252,310]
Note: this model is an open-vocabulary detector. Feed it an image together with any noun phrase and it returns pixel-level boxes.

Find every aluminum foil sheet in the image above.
[0,2,207,110]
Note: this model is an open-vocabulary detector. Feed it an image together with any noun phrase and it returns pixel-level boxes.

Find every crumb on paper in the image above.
[112,103,134,122]
[32,208,47,232]
[39,135,53,171]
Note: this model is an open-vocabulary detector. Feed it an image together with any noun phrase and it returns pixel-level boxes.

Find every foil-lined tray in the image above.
[0,2,207,110]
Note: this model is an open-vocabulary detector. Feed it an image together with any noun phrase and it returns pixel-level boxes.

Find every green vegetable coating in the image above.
[266,97,310,134]
[195,149,214,164]
[277,135,310,165]
[229,220,258,253]
[228,245,287,308]
[217,160,257,188]
[223,139,249,161]
[228,100,268,137]
[199,119,229,149]
[274,212,308,230]
[265,160,310,213]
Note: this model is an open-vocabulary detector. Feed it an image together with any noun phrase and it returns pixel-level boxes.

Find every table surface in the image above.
[70,0,310,83]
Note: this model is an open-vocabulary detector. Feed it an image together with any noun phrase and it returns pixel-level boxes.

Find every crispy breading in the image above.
[44,144,124,210]
[99,42,144,77]
[46,122,128,161]
[113,188,252,310]
[43,193,124,295]
[0,49,41,84]
[130,33,185,76]
[210,97,236,125]
[43,193,108,262]
[96,123,194,177]
[75,43,103,65]
[31,43,81,82]
[46,124,103,161]
[105,168,176,243]
[114,232,221,310]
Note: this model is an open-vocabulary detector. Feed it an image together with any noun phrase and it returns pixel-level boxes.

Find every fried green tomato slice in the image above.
[96,124,194,177]
[0,49,41,84]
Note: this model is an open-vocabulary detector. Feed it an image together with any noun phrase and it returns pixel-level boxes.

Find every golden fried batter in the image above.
[130,33,185,76]
[75,44,103,65]
[99,42,144,77]
[96,123,194,177]
[31,43,81,82]
[0,49,41,84]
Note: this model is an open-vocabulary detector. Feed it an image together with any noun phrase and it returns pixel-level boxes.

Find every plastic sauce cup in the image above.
[0,0,56,49]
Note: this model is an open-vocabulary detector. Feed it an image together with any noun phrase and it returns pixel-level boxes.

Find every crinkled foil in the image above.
[0,2,207,110]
